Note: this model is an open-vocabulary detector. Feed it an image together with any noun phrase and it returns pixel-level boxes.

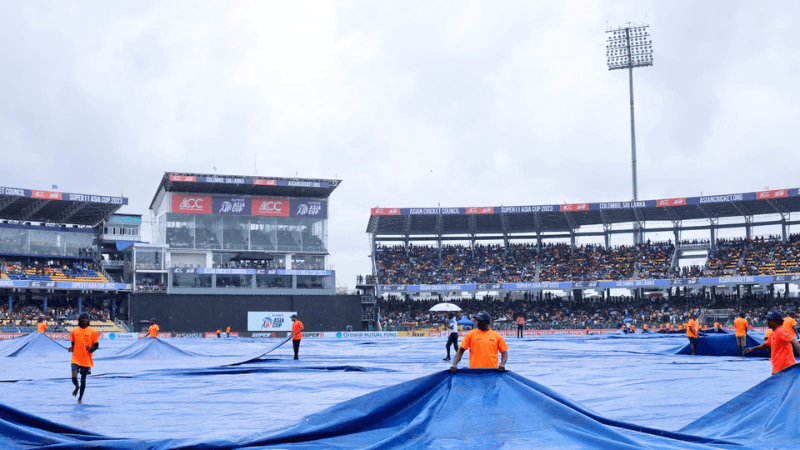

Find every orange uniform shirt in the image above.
[734,317,751,337]
[686,319,700,338]
[292,320,303,340]
[226,326,231,334]
[148,324,160,337]
[764,328,773,341]
[70,326,99,368]
[460,328,509,369]
[37,322,47,333]
[783,316,797,336]
[768,326,797,374]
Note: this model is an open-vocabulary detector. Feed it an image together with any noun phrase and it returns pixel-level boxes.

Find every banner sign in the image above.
[290,198,328,218]
[1,186,127,205]
[171,194,212,214]
[168,193,327,218]
[0,280,130,291]
[247,311,296,332]
[104,332,138,340]
[370,187,800,216]
[168,174,330,189]
[378,273,800,292]
[251,197,291,216]
[212,197,250,215]
[171,268,332,276]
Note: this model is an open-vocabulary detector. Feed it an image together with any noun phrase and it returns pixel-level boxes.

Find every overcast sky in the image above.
[2,1,799,290]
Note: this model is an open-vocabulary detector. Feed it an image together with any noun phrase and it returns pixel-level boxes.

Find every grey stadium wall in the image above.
[130,294,362,334]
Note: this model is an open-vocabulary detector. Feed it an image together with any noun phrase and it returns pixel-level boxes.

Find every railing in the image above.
[101,260,125,267]
[677,243,711,251]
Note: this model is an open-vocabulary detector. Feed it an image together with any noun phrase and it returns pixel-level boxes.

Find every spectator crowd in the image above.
[377,292,793,332]
[375,235,800,286]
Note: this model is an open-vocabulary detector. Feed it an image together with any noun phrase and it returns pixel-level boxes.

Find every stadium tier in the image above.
[367,187,800,294]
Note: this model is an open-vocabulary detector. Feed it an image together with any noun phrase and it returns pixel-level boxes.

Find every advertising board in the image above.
[247,311,295,332]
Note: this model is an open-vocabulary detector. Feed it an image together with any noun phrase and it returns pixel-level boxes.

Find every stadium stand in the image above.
[375,235,800,286]
[0,259,108,283]
[377,292,787,332]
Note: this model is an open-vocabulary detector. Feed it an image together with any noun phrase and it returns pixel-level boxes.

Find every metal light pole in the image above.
[607,23,652,245]
[606,23,653,202]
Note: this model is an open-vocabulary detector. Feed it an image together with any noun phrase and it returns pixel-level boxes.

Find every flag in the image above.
[51,185,58,189]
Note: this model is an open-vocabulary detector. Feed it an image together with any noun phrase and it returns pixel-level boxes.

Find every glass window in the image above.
[296,275,331,289]
[222,216,249,251]
[196,215,222,250]
[136,249,162,270]
[256,274,292,289]
[249,217,276,251]
[172,273,212,288]
[216,274,252,288]
[166,214,195,249]
[291,255,325,270]
[0,228,28,254]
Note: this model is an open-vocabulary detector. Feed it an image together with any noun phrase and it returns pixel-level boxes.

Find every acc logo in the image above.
[336,332,343,338]
[259,201,283,213]
[180,198,204,210]
[109,333,116,339]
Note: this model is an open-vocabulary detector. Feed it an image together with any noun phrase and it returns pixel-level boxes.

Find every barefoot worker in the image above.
[449,310,508,373]
[68,313,99,404]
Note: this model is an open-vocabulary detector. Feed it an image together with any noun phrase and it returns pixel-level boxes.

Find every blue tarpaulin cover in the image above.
[4,369,793,449]
[1,333,795,449]
[0,332,66,357]
[675,333,770,357]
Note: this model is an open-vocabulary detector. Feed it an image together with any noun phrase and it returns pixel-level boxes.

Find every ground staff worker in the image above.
[686,314,700,355]
[450,311,508,373]
[68,313,98,404]
[745,310,800,375]
[147,318,159,338]
[291,314,304,360]
[734,312,752,356]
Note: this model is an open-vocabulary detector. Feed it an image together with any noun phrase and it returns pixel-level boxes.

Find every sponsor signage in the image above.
[137,332,172,339]
[368,186,800,216]
[332,331,398,338]
[247,311,295,332]
[171,268,333,276]
[171,194,212,214]
[0,280,129,291]
[104,332,137,340]
[45,332,71,340]
[174,333,204,338]
[251,332,276,338]
[165,175,330,189]
[253,178,278,186]
[290,198,328,218]
[379,273,800,292]
[212,196,250,215]
[657,198,687,207]
[371,208,401,216]
[0,186,127,205]
[251,197,290,217]
[169,175,197,182]
[465,207,494,214]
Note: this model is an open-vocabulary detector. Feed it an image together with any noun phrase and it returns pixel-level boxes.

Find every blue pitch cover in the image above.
[6,368,800,449]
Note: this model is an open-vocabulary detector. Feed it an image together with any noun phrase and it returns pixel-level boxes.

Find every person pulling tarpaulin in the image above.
[686,313,700,355]
[744,310,800,375]
[449,311,508,373]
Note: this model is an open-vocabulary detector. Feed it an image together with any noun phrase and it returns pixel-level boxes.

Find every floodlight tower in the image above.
[606,23,653,203]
